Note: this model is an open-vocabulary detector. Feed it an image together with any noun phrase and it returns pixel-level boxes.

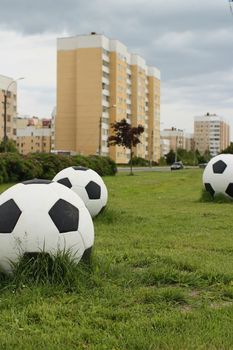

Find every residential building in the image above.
[160,127,194,155]
[56,33,161,163]
[16,116,51,155]
[194,113,230,157]
[0,74,17,142]
[161,128,184,151]
[51,107,56,151]
[160,138,170,157]
[184,133,195,152]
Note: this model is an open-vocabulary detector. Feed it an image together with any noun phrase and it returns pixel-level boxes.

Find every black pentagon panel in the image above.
[73,166,88,171]
[49,199,79,233]
[85,181,101,200]
[226,183,233,198]
[212,160,227,174]
[22,179,53,185]
[0,199,22,233]
[57,177,72,189]
[205,183,215,197]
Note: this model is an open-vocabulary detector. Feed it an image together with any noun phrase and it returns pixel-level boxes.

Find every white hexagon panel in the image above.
[53,167,108,218]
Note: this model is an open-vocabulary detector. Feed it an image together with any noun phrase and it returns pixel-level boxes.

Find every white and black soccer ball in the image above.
[53,166,108,218]
[0,179,94,272]
[203,154,233,199]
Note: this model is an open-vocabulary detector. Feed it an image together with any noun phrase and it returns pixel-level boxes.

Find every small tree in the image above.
[0,139,18,153]
[108,118,144,175]
[165,149,176,165]
[221,142,233,154]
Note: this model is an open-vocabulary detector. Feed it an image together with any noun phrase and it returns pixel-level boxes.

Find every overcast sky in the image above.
[0,0,233,136]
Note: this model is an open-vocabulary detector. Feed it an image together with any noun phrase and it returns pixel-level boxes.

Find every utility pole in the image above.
[150,130,153,167]
[175,135,178,162]
[3,92,7,152]
[98,117,102,156]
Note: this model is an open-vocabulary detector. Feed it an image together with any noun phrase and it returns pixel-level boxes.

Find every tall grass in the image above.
[9,250,92,291]
[200,189,233,203]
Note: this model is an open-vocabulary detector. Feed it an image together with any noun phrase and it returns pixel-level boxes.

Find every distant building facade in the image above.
[56,33,161,163]
[0,74,17,142]
[51,107,56,151]
[194,113,230,157]
[16,116,51,155]
[160,138,170,157]
[160,127,194,154]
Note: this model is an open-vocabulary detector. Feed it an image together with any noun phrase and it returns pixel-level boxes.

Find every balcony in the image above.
[102,65,110,74]
[102,76,109,85]
[102,89,110,97]
[102,99,110,108]
[102,54,110,62]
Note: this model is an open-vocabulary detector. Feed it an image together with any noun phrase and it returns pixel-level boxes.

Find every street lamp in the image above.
[3,77,24,152]
[98,104,116,156]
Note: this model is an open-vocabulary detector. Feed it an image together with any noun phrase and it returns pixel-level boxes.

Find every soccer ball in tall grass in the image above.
[203,154,233,199]
[0,179,94,272]
[53,167,108,217]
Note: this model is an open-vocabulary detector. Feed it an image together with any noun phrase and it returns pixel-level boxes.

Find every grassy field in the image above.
[1,170,233,349]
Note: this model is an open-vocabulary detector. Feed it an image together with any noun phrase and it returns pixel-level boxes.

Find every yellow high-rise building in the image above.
[56,33,161,163]
[194,113,230,157]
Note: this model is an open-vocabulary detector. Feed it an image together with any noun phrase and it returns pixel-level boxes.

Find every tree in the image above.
[0,139,18,153]
[221,142,233,154]
[108,118,144,175]
[165,149,176,165]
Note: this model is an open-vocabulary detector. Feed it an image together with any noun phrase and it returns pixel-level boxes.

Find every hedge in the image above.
[0,153,117,183]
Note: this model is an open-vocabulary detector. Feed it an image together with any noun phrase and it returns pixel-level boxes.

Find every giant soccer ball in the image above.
[0,179,94,271]
[53,166,108,218]
[203,154,233,199]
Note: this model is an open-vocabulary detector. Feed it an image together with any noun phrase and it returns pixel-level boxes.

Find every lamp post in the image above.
[3,77,24,152]
[150,130,154,167]
[98,104,116,156]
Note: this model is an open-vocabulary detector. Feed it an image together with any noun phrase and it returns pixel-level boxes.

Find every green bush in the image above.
[129,156,150,166]
[0,153,117,183]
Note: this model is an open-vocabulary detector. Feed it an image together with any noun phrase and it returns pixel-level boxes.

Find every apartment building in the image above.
[0,75,17,142]
[51,107,56,151]
[194,113,230,156]
[161,128,194,153]
[56,33,161,163]
[16,116,51,155]
[160,138,170,157]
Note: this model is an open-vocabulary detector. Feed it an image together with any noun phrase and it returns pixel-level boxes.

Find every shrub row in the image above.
[0,153,117,183]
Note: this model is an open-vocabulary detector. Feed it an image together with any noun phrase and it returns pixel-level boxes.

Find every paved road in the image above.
[117,166,199,172]
[117,166,171,172]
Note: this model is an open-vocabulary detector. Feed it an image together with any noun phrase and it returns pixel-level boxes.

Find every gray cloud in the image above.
[0,0,233,134]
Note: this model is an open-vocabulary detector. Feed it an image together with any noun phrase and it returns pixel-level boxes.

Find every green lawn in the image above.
[1,170,233,349]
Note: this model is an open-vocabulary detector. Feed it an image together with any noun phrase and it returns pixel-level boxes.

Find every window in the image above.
[103,71,109,79]
[102,60,109,68]
[103,95,109,102]
[102,49,109,56]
